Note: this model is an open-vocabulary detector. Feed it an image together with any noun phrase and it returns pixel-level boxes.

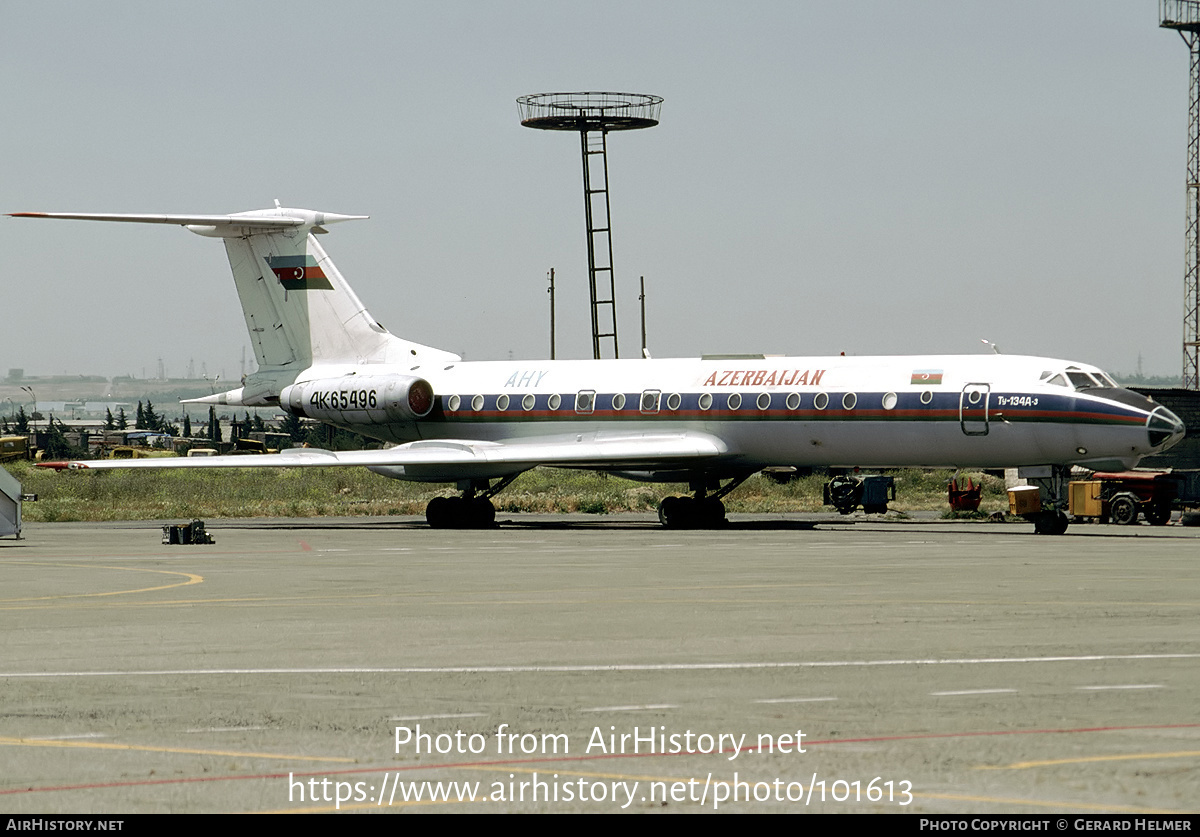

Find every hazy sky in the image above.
[1,1,1190,380]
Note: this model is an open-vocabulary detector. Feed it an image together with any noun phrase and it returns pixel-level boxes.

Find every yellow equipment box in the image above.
[1008,485,1042,516]
[1068,481,1104,518]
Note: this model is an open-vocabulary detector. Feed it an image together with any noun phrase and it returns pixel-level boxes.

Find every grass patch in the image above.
[5,460,1010,522]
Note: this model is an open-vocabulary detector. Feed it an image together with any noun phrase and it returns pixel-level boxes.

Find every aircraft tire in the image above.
[426,496,454,529]
[1033,511,1069,536]
[657,496,727,529]
[468,497,496,528]
[657,496,692,529]
[699,497,726,528]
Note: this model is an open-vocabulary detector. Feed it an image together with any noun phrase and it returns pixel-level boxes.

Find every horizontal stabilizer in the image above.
[8,208,368,234]
[182,386,282,408]
[9,212,302,228]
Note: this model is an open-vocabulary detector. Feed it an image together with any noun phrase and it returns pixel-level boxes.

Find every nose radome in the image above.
[1148,406,1186,451]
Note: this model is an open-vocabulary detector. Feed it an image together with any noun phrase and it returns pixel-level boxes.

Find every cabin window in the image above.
[575,390,595,414]
[919,390,933,405]
[967,390,982,405]
[522,393,536,411]
[698,392,713,411]
[666,392,682,411]
[548,393,562,410]
[842,392,857,410]
[756,392,771,411]
[612,393,626,411]
[496,394,510,411]
[471,394,484,411]
[814,392,829,410]
[640,390,661,413]
[882,392,898,410]
[447,394,461,412]
[727,393,742,411]
[786,392,801,410]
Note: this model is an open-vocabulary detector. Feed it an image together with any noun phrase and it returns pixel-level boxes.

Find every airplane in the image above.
[9,204,1187,534]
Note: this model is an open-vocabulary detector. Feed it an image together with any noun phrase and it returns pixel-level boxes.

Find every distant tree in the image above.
[182,414,192,437]
[304,423,369,451]
[44,417,86,460]
[116,407,128,430]
[208,406,222,443]
[143,400,160,432]
[251,412,265,432]
[104,408,115,430]
[135,401,145,430]
[281,411,305,443]
[13,406,29,434]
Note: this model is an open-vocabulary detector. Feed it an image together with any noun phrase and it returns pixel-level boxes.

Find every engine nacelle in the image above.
[282,375,434,424]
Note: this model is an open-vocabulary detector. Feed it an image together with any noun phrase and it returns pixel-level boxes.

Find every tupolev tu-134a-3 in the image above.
[9,205,1185,534]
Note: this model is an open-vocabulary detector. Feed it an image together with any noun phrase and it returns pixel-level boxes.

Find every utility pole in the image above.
[548,268,556,360]
[639,275,648,358]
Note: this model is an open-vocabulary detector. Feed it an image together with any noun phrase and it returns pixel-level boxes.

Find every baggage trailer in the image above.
[1068,471,1177,526]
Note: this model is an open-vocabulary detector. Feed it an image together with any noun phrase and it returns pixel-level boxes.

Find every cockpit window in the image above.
[1066,371,1099,389]
[1046,367,1117,390]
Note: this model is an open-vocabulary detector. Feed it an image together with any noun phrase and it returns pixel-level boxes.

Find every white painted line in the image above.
[580,704,678,713]
[389,712,486,721]
[184,726,269,733]
[26,733,107,740]
[1076,684,1164,691]
[3,654,1196,679]
[930,689,1018,697]
[755,697,838,704]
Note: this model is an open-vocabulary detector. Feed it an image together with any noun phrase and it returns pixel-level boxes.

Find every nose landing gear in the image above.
[1020,466,1071,536]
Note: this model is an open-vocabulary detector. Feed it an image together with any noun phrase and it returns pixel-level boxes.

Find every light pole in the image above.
[19,386,37,430]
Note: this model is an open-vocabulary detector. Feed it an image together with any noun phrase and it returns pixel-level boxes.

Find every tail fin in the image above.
[9,205,459,373]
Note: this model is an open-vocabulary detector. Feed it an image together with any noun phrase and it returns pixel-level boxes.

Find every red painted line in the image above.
[4,722,1197,797]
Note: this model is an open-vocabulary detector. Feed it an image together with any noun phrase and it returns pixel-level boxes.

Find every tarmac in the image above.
[1,513,1198,814]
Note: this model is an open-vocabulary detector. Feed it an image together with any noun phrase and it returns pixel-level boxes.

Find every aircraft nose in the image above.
[1147,405,1186,452]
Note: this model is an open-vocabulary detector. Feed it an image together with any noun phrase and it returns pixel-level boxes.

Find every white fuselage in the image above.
[286,352,1183,477]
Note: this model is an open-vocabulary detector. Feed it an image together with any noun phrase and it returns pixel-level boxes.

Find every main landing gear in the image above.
[425,475,518,529]
[657,474,751,529]
[1023,465,1071,536]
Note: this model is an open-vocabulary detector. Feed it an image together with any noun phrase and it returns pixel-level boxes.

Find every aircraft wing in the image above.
[67,431,728,480]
